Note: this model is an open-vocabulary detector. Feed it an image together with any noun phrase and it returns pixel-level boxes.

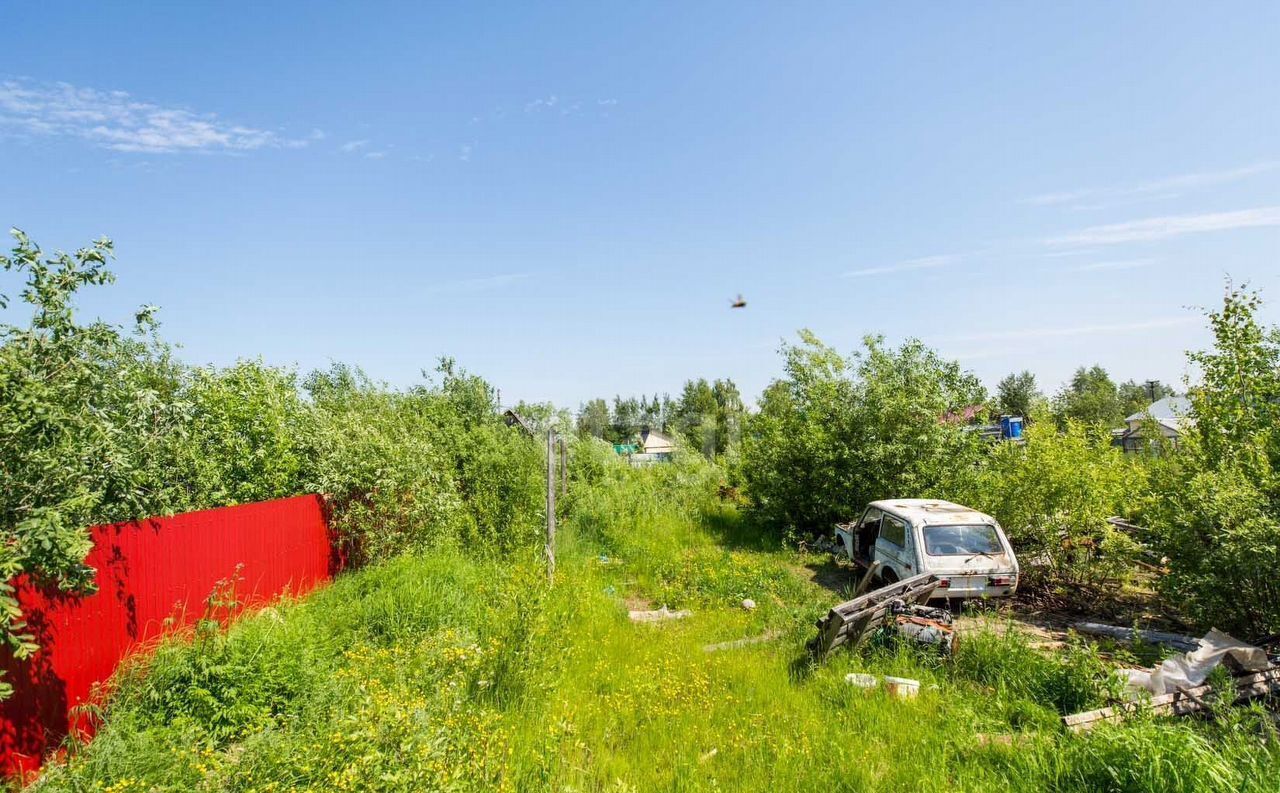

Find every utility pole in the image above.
[1144,379,1159,403]
[558,436,567,497]
[545,427,556,582]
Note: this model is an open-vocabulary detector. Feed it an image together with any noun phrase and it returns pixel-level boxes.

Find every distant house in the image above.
[941,404,985,425]
[638,428,676,456]
[615,428,676,464]
[1114,396,1193,453]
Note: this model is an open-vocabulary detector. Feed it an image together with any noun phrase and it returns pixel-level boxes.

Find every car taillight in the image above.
[988,575,1014,587]
[937,577,950,588]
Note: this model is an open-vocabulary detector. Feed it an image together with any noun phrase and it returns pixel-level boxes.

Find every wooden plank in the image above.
[1065,667,1280,731]
[703,631,781,653]
[810,574,939,657]
[1072,622,1201,653]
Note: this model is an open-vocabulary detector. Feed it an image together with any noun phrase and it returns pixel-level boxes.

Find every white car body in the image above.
[834,499,1019,600]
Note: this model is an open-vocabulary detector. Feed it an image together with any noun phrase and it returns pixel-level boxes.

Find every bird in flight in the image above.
[730,294,747,309]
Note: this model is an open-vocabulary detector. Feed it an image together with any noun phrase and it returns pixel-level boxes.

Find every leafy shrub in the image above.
[0,231,547,693]
[1143,286,1280,637]
[955,416,1146,591]
[741,331,986,538]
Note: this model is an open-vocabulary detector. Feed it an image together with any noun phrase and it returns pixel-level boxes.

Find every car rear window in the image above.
[922,524,1001,556]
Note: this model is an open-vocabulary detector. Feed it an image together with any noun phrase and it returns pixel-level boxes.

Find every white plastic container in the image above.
[844,673,879,689]
[882,676,920,698]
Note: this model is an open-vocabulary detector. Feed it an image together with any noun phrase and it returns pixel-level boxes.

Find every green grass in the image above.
[31,459,1280,792]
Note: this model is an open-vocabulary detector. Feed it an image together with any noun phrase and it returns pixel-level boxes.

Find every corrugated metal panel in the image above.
[0,494,337,777]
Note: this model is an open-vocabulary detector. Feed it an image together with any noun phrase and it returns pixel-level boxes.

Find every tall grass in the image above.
[31,455,1280,792]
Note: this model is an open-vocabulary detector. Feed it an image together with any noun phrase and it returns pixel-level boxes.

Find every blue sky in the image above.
[2,2,1277,408]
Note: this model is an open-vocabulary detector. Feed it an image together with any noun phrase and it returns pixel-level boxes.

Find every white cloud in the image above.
[525,95,559,113]
[842,254,959,278]
[284,128,327,149]
[339,139,369,153]
[597,98,618,107]
[1024,161,1279,208]
[0,79,312,153]
[952,316,1197,343]
[459,144,472,162]
[364,151,386,160]
[1072,258,1158,272]
[1046,206,1280,246]
[1040,248,1100,258]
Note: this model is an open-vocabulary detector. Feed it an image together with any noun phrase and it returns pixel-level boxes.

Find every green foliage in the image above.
[996,369,1042,418]
[953,626,1120,716]
[1118,378,1177,417]
[956,416,1146,591]
[741,331,987,536]
[1053,365,1126,427]
[575,397,611,439]
[0,231,547,694]
[175,362,312,506]
[670,377,745,459]
[1144,285,1280,637]
[0,229,178,690]
[36,465,1280,792]
[509,400,572,434]
[672,378,719,455]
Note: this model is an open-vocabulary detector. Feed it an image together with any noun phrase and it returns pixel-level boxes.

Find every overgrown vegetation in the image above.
[0,230,544,692]
[1141,286,1280,637]
[6,228,1280,788]
[33,461,1280,792]
[737,288,1280,638]
[955,416,1146,594]
[740,331,987,536]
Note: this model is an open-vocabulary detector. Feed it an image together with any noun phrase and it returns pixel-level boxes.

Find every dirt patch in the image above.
[952,587,1187,656]
[953,605,1074,650]
[789,555,856,598]
[624,595,653,612]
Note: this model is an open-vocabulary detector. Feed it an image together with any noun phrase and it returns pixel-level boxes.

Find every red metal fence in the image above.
[0,495,339,777]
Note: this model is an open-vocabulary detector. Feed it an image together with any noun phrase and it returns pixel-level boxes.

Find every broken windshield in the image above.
[923,524,1002,557]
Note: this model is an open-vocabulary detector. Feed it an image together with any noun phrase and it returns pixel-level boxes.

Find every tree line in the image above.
[575,378,745,457]
[994,366,1177,428]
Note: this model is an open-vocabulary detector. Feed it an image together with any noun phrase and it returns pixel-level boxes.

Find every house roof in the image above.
[501,409,534,435]
[940,404,984,425]
[1125,396,1193,434]
[1124,396,1191,424]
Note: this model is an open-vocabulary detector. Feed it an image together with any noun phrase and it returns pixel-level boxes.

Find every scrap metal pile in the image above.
[808,572,946,658]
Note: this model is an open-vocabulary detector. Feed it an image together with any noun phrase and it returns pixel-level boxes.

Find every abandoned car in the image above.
[833,499,1019,600]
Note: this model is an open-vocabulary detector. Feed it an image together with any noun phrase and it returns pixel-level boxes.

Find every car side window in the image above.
[880,515,907,548]
[859,508,882,532]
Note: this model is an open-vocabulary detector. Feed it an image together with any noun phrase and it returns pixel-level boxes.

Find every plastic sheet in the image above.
[1118,629,1270,697]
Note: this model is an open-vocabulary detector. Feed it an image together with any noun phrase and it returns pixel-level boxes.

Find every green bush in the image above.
[0,231,547,694]
[955,416,1146,591]
[1143,286,1280,637]
[740,331,986,538]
